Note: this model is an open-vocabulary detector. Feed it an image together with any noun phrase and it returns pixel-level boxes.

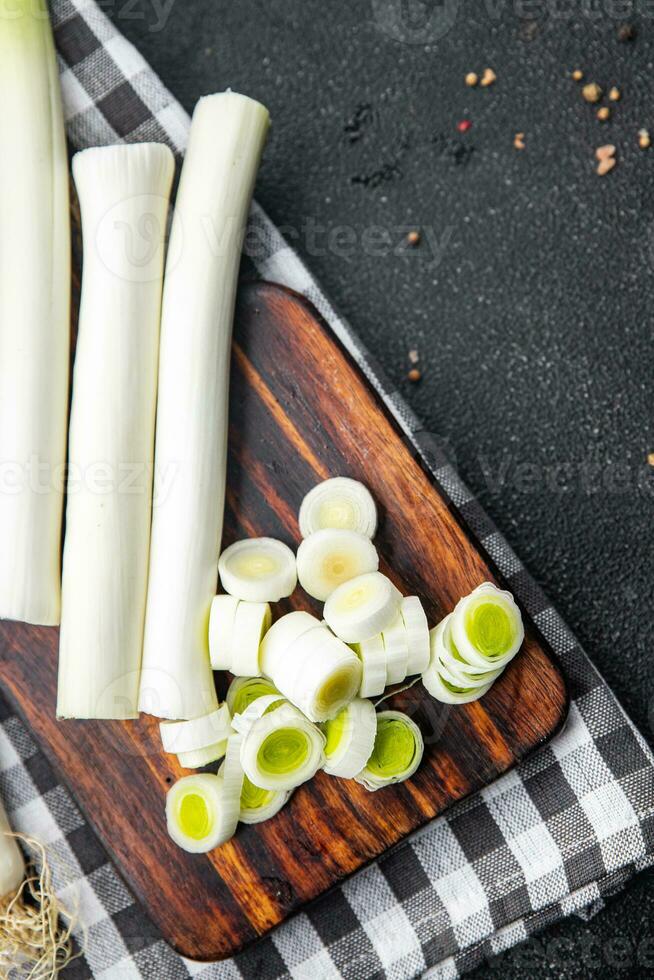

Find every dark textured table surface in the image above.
[109,2,653,976]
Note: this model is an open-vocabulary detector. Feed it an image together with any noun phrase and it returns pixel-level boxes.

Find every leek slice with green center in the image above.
[321,697,377,778]
[226,676,281,718]
[239,702,325,791]
[423,620,496,704]
[166,774,226,853]
[450,583,524,669]
[234,771,292,824]
[355,710,423,791]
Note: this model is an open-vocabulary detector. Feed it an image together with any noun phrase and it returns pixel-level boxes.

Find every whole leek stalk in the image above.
[0,0,70,625]
[57,144,174,719]
[140,92,270,720]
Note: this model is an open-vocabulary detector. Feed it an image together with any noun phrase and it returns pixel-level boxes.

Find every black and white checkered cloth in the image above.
[1,2,652,977]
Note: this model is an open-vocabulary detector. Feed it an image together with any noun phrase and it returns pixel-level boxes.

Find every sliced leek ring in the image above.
[259,610,320,678]
[177,739,228,770]
[382,613,409,686]
[423,621,495,704]
[321,697,377,778]
[218,537,297,602]
[208,594,240,670]
[450,582,524,670]
[166,773,228,853]
[433,615,503,689]
[324,572,402,643]
[232,693,286,738]
[353,634,387,699]
[272,625,362,722]
[296,529,378,601]
[298,477,377,539]
[402,596,431,675]
[215,733,245,844]
[226,675,281,718]
[355,710,424,791]
[160,703,232,754]
[230,601,272,677]
[240,701,325,791]
[239,772,292,825]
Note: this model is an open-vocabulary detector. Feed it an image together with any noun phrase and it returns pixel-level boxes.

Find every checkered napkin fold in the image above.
[1,2,651,977]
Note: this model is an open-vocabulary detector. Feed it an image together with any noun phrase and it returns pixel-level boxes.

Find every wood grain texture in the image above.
[0,280,568,961]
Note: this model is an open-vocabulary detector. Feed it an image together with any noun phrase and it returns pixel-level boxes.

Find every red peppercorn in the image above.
[457,119,472,133]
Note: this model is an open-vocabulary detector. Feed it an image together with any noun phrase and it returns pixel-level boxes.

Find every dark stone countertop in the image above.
[108,2,654,975]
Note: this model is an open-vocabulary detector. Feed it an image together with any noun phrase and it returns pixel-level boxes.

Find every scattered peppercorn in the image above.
[596,156,616,176]
[456,119,472,133]
[465,72,478,87]
[638,128,651,149]
[596,106,610,122]
[582,82,602,103]
[609,86,621,102]
[596,144,616,161]
[406,230,421,247]
[571,69,583,81]
[617,23,635,42]
[480,68,496,87]
[407,368,422,383]
[514,132,526,150]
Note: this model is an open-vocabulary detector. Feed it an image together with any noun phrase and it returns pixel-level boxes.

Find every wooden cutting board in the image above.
[0,280,568,962]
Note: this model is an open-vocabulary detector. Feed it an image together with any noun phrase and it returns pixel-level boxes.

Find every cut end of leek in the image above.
[296,529,379,601]
[324,572,401,643]
[166,774,227,853]
[298,478,377,539]
[218,538,297,602]
[355,710,423,791]
[321,697,377,778]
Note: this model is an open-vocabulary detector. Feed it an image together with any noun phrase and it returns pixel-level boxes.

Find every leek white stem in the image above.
[141,92,270,719]
[57,144,174,719]
[0,0,70,626]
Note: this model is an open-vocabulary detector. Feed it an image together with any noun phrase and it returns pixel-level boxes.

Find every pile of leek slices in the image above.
[164,477,524,853]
